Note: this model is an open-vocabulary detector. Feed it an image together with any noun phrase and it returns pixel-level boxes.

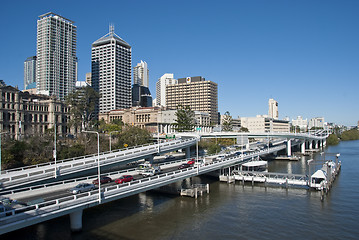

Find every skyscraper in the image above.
[268,98,278,119]
[36,12,77,100]
[133,60,149,87]
[91,26,132,113]
[24,56,37,90]
[156,73,177,107]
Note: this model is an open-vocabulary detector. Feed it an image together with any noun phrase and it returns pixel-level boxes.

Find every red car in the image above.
[187,158,195,165]
[115,175,134,184]
[92,176,112,185]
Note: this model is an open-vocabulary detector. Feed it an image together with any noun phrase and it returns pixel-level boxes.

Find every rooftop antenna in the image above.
[109,23,114,34]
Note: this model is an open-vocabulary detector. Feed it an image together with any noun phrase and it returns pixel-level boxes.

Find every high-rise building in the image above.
[166,76,218,125]
[133,60,149,87]
[268,98,278,119]
[91,26,132,113]
[85,72,92,86]
[309,117,325,129]
[132,84,152,107]
[24,56,37,90]
[36,12,77,100]
[156,73,177,107]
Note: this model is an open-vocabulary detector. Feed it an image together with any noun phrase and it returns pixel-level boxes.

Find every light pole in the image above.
[83,130,101,203]
[109,131,120,152]
[0,132,8,175]
[54,123,57,178]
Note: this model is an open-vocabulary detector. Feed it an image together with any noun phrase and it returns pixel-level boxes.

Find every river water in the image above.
[2,140,359,239]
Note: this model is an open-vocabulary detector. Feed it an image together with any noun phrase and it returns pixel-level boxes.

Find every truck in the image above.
[136,162,152,174]
[203,156,217,165]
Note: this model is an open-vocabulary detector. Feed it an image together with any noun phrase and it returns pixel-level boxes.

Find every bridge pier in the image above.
[301,142,305,154]
[309,141,313,150]
[286,139,291,157]
[323,139,326,147]
[315,140,318,149]
[70,209,83,232]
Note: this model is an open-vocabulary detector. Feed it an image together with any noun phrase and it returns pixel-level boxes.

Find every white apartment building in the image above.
[156,73,177,107]
[268,98,278,119]
[24,56,37,90]
[309,117,325,129]
[292,116,308,131]
[133,60,149,87]
[36,12,77,100]
[91,26,132,113]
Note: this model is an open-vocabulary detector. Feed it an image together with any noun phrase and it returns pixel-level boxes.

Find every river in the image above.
[2,140,359,239]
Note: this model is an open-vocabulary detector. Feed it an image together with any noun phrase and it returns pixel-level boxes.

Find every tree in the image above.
[222,111,233,131]
[65,86,99,131]
[239,127,249,132]
[115,125,152,148]
[173,105,195,132]
[327,134,339,145]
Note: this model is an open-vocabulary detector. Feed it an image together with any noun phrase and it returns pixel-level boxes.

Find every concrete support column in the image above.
[315,140,318,149]
[70,209,83,232]
[309,141,313,149]
[185,147,190,159]
[287,139,292,157]
[301,142,305,154]
[323,139,326,146]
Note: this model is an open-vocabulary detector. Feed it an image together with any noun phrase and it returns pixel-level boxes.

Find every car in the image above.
[187,159,195,165]
[69,183,96,194]
[165,155,175,160]
[141,167,161,177]
[115,175,134,184]
[92,176,112,185]
[178,163,191,169]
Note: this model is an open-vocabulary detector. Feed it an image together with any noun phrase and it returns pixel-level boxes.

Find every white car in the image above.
[141,167,161,177]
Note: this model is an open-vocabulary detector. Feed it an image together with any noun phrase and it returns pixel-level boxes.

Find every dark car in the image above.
[92,176,112,185]
[178,163,191,169]
[115,175,134,184]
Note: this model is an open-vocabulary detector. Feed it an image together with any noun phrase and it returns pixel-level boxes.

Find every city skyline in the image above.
[0,0,358,126]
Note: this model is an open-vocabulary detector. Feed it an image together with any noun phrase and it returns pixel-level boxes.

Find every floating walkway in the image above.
[180,184,210,198]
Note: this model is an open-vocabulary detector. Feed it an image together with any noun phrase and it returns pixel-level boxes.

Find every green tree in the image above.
[341,129,359,141]
[173,105,195,132]
[327,133,340,145]
[239,127,249,132]
[65,86,100,131]
[222,111,233,131]
[115,125,152,148]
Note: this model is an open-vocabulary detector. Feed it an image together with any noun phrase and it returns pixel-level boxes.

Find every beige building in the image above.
[99,106,213,133]
[166,76,218,125]
[240,115,289,133]
[0,85,71,139]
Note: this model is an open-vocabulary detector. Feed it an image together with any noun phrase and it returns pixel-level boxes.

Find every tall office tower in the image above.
[24,56,37,90]
[133,60,149,87]
[166,76,218,125]
[268,98,278,119]
[36,12,77,100]
[156,73,177,107]
[91,26,131,113]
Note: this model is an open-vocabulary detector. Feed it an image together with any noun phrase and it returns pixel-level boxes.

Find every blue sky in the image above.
[0,0,358,126]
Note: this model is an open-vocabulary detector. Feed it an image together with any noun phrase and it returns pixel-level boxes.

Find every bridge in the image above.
[0,131,328,235]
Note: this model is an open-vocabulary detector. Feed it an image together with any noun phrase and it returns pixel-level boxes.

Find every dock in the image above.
[180,184,210,198]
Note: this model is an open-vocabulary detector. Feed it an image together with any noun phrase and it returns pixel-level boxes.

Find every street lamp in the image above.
[83,130,101,203]
[54,123,57,178]
[109,131,120,152]
[0,132,8,175]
